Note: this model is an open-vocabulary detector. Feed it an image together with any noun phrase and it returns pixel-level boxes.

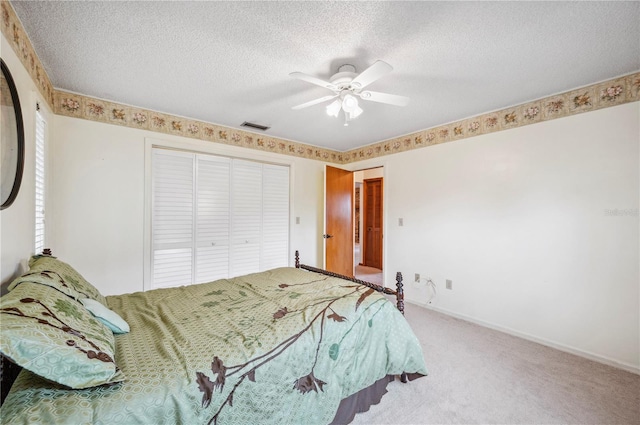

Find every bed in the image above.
[0,250,427,424]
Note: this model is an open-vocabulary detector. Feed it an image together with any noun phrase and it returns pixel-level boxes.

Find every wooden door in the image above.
[325,165,354,277]
[363,178,383,270]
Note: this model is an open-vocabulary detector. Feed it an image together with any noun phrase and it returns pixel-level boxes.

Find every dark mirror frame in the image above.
[1,58,25,210]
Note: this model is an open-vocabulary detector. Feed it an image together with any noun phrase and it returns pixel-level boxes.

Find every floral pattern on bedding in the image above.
[195,279,386,424]
[0,282,124,390]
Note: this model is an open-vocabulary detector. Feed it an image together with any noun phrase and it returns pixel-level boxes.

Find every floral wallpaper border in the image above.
[2,1,639,165]
[1,0,55,108]
[54,90,343,163]
[343,72,640,163]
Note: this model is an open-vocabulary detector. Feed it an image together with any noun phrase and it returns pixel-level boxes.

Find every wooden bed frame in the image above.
[294,250,405,315]
[1,249,408,405]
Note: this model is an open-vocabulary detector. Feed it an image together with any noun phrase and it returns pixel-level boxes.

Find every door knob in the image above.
[323,234,333,239]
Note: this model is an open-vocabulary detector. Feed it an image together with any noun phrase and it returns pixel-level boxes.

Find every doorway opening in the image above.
[353,167,383,284]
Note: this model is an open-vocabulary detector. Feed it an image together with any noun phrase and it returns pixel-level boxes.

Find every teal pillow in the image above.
[0,282,125,389]
[79,298,130,334]
[8,256,107,306]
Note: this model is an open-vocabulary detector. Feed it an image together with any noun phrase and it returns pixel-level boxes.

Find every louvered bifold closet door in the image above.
[230,160,263,277]
[195,155,231,283]
[151,149,194,290]
[261,164,289,270]
[151,149,290,289]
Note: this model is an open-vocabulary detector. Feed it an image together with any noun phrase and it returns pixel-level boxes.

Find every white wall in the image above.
[0,33,53,289]
[348,102,640,372]
[51,116,325,296]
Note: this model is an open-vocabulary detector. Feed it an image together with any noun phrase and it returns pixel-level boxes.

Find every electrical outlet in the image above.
[415,273,420,283]
[446,279,452,290]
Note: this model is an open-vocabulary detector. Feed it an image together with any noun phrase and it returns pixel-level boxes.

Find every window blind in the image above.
[34,109,46,255]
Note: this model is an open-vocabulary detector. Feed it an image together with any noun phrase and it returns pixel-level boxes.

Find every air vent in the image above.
[241,121,270,131]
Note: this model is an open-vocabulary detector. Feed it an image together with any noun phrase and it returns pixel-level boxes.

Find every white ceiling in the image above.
[10,1,640,152]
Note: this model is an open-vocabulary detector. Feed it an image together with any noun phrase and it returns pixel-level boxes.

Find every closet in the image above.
[150,148,289,290]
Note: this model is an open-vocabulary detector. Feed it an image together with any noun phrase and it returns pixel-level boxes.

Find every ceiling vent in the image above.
[241,121,270,131]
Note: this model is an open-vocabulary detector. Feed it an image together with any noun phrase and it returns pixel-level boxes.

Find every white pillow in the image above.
[79,298,130,334]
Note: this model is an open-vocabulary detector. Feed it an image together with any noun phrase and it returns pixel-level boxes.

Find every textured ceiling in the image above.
[10,1,640,152]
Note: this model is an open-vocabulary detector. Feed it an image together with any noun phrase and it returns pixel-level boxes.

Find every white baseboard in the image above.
[406,299,640,375]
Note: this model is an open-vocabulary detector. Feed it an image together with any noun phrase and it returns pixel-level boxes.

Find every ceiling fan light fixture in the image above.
[341,93,359,113]
[349,105,363,120]
[326,99,341,117]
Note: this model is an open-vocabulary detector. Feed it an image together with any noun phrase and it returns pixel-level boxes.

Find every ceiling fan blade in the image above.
[292,94,339,110]
[289,72,336,91]
[358,90,410,107]
[351,60,393,89]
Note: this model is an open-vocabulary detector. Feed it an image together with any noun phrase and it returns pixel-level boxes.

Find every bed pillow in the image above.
[79,298,130,334]
[0,281,125,389]
[8,255,107,306]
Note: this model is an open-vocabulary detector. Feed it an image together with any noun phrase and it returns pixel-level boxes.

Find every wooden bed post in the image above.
[294,250,300,268]
[396,272,408,383]
[395,272,405,316]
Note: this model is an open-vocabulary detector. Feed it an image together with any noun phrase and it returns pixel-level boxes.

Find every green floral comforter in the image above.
[1,267,427,425]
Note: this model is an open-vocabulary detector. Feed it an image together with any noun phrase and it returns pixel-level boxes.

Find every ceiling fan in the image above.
[290,60,410,126]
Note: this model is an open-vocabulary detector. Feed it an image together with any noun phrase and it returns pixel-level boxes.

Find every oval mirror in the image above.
[1,58,25,210]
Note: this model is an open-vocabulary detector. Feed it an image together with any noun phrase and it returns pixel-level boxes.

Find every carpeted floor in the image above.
[351,303,640,425]
[355,265,383,285]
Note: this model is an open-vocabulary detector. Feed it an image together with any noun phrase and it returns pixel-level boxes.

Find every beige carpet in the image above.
[351,303,640,425]
[355,265,383,285]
